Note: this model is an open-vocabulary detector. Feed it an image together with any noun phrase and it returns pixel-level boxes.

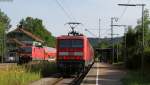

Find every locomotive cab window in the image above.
[59,40,83,48]
[72,40,83,48]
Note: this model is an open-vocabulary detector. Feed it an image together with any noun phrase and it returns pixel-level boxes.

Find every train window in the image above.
[20,47,32,53]
[59,40,83,48]
[59,40,71,48]
[72,40,83,48]
[9,53,14,56]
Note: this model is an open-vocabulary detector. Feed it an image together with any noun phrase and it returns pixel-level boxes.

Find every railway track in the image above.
[70,62,94,85]
[52,62,94,85]
[51,77,63,85]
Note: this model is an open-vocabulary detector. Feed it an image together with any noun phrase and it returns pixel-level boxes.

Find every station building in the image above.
[5,27,44,62]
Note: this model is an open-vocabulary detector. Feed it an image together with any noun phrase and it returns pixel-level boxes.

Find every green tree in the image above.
[123,9,150,69]
[98,40,109,49]
[0,9,11,62]
[124,26,139,69]
[19,17,56,47]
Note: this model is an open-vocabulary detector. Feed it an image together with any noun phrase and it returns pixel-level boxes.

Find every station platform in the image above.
[81,62,126,85]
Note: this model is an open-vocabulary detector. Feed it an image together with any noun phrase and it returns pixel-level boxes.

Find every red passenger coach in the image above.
[56,35,94,75]
[44,46,56,61]
[18,45,56,64]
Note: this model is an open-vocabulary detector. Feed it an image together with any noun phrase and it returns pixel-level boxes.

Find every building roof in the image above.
[12,38,25,46]
[19,28,44,43]
[9,27,44,43]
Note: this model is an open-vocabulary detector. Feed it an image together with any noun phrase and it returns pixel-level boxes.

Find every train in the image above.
[18,45,56,64]
[56,34,94,75]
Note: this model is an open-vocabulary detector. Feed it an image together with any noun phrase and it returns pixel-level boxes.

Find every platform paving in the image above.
[29,78,59,85]
[81,62,126,85]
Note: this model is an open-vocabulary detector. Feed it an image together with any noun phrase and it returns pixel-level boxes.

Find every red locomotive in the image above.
[18,45,56,64]
[56,22,94,75]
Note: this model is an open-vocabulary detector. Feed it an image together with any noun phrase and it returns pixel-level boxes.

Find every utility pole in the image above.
[111,18,113,63]
[116,34,119,63]
[141,4,145,77]
[99,18,101,43]
[0,37,3,62]
[117,36,119,63]
[124,27,127,65]
[111,17,118,63]
[111,24,127,63]
[1,24,7,63]
[2,27,5,63]
[85,18,101,44]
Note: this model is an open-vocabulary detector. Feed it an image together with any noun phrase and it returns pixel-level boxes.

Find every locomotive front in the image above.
[57,36,85,75]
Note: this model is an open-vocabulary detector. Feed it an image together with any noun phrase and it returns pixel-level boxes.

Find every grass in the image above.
[122,70,150,85]
[0,65,40,85]
[0,61,57,85]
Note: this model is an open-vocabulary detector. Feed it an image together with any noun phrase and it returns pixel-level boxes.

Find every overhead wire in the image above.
[55,0,94,37]
[55,0,102,37]
[57,0,77,21]
[112,0,132,38]
[118,0,132,21]
[55,0,84,34]
[55,0,74,21]
[81,23,100,37]
[84,28,97,37]
[59,0,78,22]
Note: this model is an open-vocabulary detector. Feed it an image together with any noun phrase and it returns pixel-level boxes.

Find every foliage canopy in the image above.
[19,17,56,47]
[124,9,150,69]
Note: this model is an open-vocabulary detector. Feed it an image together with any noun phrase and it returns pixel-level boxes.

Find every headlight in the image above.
[74,52,83,56]
[59,52,83,56]
[59,52,68,56]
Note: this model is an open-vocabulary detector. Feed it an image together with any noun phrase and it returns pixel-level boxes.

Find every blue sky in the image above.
[0,0,150,38]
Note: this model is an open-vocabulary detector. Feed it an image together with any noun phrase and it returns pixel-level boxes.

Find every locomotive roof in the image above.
[57,35,87,39]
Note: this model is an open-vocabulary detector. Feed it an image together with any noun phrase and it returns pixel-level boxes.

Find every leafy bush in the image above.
[122,71,150,85]
[25,61,57,77]
[126,54,141,69]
